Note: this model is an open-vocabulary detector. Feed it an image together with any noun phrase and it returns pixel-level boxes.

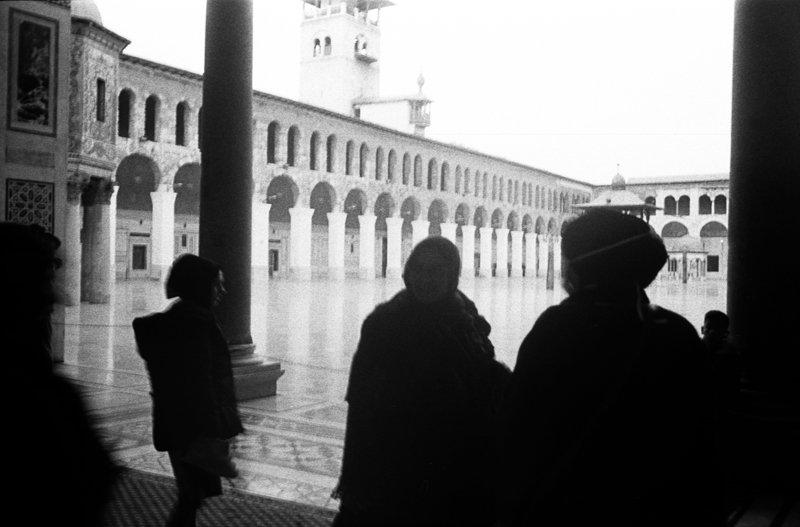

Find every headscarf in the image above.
[562,209,667,289]
[402,236,461,311]
[165,254,221,308]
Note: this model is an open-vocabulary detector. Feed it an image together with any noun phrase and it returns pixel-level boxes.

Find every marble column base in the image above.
[230,344,285,400]
[328,267,345,281]
[359,267,375,280]
[510,269,523,278]
[478,268,492,278]
[291,267,312,281]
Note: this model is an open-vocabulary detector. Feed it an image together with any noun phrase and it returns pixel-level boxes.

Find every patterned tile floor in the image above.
[55,275,726,510]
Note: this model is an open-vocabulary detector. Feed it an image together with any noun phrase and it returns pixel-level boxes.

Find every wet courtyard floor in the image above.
[55,276,726,510]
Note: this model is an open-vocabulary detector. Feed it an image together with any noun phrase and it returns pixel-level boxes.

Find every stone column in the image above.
[327,211,347,280]
[252,201,270,270]
[729,0,800,390]
[510,230,524,277]
[289,207,313,280]
[440,222,458,244]
[149,188,176,280]
[411,219,429,248]
[62,176,84,306]
[201,0,283,399]
[546,236,556,290]
[385,216,403,279]
[461,225,476,278]
[108,185,118,285]
[80,178,114,304]
[495,228,509,278]
[479,227,493,277]
[358,214,376,280]
[525,232,537,278]
[538,234,548,277]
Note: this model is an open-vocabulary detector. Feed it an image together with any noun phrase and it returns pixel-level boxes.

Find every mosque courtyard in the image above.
[56,276,726,510]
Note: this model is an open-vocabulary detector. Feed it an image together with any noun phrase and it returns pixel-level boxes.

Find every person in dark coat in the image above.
[332,237,511,527]
[133,254,244,527]
[498,209,722,527]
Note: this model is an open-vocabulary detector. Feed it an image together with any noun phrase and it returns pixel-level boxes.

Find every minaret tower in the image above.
[299,0,394,115]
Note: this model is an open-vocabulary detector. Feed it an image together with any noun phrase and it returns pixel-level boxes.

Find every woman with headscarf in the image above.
[498,209,721,526]
[332,237,511,527]
[133,254,243,527]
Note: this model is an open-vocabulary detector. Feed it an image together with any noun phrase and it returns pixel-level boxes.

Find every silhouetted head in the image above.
[165,254,225,310]
[403,236,461,305]
[561,209,667,292]
[0,222,60,319]
[702,310,730,347]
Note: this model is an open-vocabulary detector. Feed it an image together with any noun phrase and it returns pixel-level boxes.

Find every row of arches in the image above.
[661,220,728,238]
[653,194,728,216]
[117,88,197,147]
[266,121,590,212]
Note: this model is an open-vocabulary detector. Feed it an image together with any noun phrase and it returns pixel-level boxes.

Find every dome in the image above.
[71,0,103,26]
[611,173,626,190]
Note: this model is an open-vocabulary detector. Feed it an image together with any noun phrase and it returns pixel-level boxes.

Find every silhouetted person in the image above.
[332,237,511,527]
[498,209,722,527]
[702,310,741,412]
[4,222,117,526]
[133,254,244,527]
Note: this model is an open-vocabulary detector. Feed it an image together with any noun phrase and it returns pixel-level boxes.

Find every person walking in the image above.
[133,254,243,527]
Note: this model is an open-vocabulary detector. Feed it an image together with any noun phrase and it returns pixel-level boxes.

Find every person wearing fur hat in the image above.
[497,209,722,527]
[332,237,511,527]
[133,254,243,527]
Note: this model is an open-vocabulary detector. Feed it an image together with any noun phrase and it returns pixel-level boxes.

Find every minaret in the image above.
[299,0,394,115]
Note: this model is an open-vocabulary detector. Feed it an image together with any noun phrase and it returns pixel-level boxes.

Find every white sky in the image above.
[92,0,736,186]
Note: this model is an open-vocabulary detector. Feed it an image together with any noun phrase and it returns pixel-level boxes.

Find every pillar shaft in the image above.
[199,0,254,344]
[479,227,493,277]
[510,230,524,277]
[327,212,347,280]
[411,219,429,248]
[553,235,562,279]
[461,225,476,278]
[495,228,509,278]
[150,189,176,280]
[729,0,800,389]
[252,201,270,268]
[525,232,537,278]
[289,207,313,280]
[440,222,458,244]
[63,187,83,306]
[358,214,376,280]
[538,234,548,277]
[385,216,403,279]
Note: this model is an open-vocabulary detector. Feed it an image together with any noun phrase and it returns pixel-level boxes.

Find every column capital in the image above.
[67,174,88,203]
[82,177,115,206]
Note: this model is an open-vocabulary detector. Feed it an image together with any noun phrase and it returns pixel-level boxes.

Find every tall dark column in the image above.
[200,0,254,345]
[729,0,800,392]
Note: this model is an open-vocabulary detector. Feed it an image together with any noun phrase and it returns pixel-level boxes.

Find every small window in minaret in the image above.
[355,35,367,55]
[96,79,106,122]
[324,37,331,56]
[313,38,321,57]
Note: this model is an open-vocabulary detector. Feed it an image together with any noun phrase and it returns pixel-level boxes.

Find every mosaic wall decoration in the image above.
[6,178,54,233]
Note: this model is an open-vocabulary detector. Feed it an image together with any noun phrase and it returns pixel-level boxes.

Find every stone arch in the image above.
[491,208,504,228]
[663,195,677,215]
[309,131,322,171]
[402,152,411,185]
[375,146,384,181]
[115,154,162,211]
[326,134,337,173]
[344,188,368,229]
[714,195,727,214]
[700,221,728,237]
[345,140,356,175]
[645,196,657,215]
[117,88,134,138]
[144,94,160,141]
[414,155,423,187]
[387,149,397,183]
[374,192,395,232]
[266,175,299,223]
[427,158,438,190]
[482,173,488,199]
[175,101,190,146]
[492,175,498,201]
[699,194,712,215]
[441,162,450,192]
[287,125,301,167]
[507,211,520,231]
[677,195,690,216]
[428,199,449,236]
[401,196,421,236]
[455,203,470,225]
[661,221,689,238]
[359,142,370,178]
[267,121,281,164]
[455,165,463,194]
[173,163,201,215]
[547,218,558,235]
[522,214,533,233]
[310,181,336,226]
[535,216,546,234]
[473,206,488,228]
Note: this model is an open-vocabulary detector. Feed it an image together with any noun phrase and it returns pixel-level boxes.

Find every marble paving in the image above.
[55,275,726,510]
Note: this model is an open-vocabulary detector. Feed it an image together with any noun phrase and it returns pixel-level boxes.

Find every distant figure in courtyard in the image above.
[332,237,511,527]
[702,310,741,412]
[133,254,243,527]
[3,222,117,526]
[498,209,722,527]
